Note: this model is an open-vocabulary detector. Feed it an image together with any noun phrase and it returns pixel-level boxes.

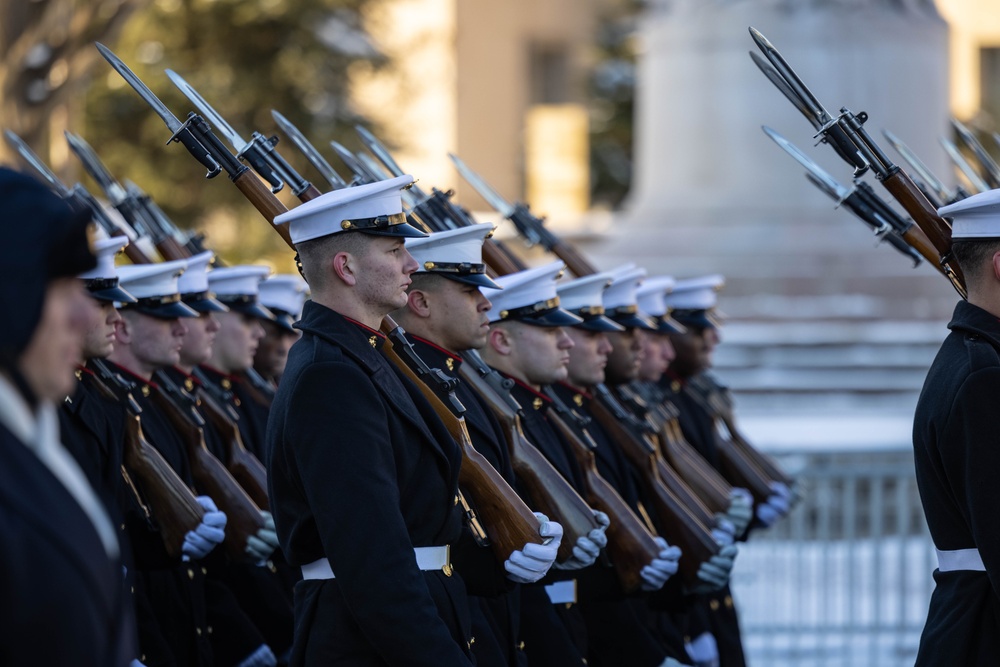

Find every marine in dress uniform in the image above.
[266,175,479,666]
[254,274,309,385]
[394,223,567,667]
[913,189,1000,666]
[0,167,137,666]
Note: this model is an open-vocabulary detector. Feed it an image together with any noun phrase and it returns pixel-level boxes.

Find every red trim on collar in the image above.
[76,364,95,377]
[408,334,462,362]
[201,365,239,383]
[106,361,160,390]
[343,315,387,340]
[505,373,551,405]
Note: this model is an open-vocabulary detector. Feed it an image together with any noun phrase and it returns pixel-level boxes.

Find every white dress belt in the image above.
[544,580,577,605]
[936,548,986,572]
[301,545,452,580]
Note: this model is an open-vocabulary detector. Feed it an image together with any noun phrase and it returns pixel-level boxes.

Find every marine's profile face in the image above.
[354,236,419,313]
[565,327,612,388]
[669,326,710,378]
[507,322,574,386]
[21,278,96,400]
[81,299,121,360]
[605,328,642,384]
[254,319,299,380]
[424,278,492,352]
[637,329,674,382]
[121,312,188,370]
[212,311,265,373]
[179,311,220,368]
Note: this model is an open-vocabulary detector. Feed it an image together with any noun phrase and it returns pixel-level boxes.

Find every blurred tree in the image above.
[588,0,640,210]
[3,0,382,269]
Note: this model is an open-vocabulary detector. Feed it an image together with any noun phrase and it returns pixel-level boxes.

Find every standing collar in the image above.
[948,300,1000,349]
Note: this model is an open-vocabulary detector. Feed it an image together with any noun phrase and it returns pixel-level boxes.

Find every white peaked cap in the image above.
[636,276,677,318]
[177,251,215,294]
[404,222,501,289]
[556,271,625,332]
[79,236,129,281]
[273,175,426,244]
[207,265,271,297]
[602,264,646,311]
[664,274,725,310]
[117,259,188,300]
[259,274,310,317]
[487,261,582,327]
[939,188,1000,239]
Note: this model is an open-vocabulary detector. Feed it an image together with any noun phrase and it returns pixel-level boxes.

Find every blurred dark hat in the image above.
[0,167,96,365]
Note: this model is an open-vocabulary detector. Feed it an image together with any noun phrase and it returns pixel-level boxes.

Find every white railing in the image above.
[730,450,936,667]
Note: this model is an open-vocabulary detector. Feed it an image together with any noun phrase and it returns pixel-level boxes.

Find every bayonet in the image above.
[748,51,819,129]
[270,110,348,189]
[94,43,221,180]
[951,118,1000,189]
[330,140,374,184]
[762,126,849,201]
[882,129,952,205]
[354,125,430,200]
[940,137,989,193]
[449,153,517,219]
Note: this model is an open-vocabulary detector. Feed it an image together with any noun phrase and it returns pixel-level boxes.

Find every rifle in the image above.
[88,360,205,559]
[941,137,990,194]
[3,129,158,265]
[586,385,720,584]
[951,118,1000,189]
[151,372,265,562]
[457,349,601,563]
[749,27,966,299]
[195,385,270,511]
[96,43,293,242]
[544,405,662,593]
[882,129,962,207]
[380,316,547,562]
[271,109,350,190]
[235,368,276,408]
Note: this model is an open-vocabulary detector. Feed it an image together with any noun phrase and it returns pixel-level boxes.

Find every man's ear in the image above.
[488,324,513,356]
[991,250,1000,283]
[114,314,132,344]
[407,289,432,318]
[333,251,357,286]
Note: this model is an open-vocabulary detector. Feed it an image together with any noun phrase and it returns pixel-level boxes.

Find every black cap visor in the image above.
[671,309,716,331]
[654,314,688,335]
[432,271,502,290]
[183,292,230,314]
[519,306,584,328]
[609,311,658,331]
[266,309,297,334]
[350,213,428,239]
[573,312,625,332]
[86,279,137,304]
[125,298,200,320]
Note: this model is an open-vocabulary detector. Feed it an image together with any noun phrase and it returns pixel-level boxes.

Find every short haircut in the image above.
[406,272,447,294]
[952,238,1000,285]
[296,231,372,289]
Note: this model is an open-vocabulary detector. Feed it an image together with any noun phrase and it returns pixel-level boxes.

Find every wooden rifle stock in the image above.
[456,363,600,563]
[196,387,270,510]
[550,239,597,278]
[588,396,719,584]
[547,410,660,594]
[121,413,206,559]
[657,418,732,515]
[710,394,793,489]
[123,243,156,265]
[154,235,192,262]
[236,369,276,408]
[881,169,966,296]
[233,169,292,235]
[379,321,545,562]
[483,239,525,277]
[150,385,264,561]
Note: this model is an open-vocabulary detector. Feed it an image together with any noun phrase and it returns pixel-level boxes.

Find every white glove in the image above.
[555,510,610,570]
[640,536,682,591]
[724,488,754,535]
[505,513,562,583]
[658,658,691,667]
[685,632,719,667]
[692,544,737,592]
[755,482,792,527]
[130,661,148,667]
[236,644,277,667]
[181,496,227,561]
[245,511,280,563]
[710,517,736,547]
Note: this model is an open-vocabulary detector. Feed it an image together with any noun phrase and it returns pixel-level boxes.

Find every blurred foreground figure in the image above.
[913,189,1000,667]
[0,167,138,666]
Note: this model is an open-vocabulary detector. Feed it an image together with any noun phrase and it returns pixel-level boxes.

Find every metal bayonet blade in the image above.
[3,130,70,196]
[354,125,407,177]
[271,110,347,189]
[330,140,371,184]
[165,69,248,154]
[749,27,832,124]
[64,130,128,205]
[96,42,183,134]
[749,51,820,130]
[448,153,516,218]
[762,126,848,200]
[940,137,989,193]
